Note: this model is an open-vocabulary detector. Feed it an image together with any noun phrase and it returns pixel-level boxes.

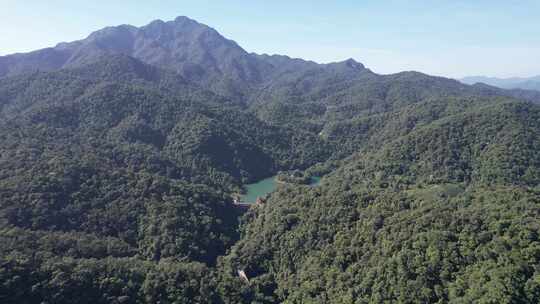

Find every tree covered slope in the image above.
[224,100,540,303]
[0,16,539,304]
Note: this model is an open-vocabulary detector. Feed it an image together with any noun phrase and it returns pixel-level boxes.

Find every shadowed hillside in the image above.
[1,16,539,304]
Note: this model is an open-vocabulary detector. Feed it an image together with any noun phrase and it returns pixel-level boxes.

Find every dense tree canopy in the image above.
[1,16,539,304]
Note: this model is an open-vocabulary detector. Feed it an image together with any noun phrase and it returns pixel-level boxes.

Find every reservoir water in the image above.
[240,175,322,203]
[240,176,277,203]
[309,176,322,186]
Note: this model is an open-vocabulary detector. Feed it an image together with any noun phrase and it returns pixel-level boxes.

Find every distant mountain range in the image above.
[3,16,540,105]
[461,75,540,91]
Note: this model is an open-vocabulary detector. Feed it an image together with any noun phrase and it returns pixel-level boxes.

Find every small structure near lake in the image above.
[237,270,250,284]
[233,196,267,208]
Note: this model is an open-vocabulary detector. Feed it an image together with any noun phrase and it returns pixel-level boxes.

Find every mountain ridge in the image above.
[3,16,540,107]
[461,75,540,91]
[0,16,376,102]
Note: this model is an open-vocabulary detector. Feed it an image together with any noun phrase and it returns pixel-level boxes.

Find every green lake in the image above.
[309,176,322,186]
[241,175,322,203]
[240,176,277,203]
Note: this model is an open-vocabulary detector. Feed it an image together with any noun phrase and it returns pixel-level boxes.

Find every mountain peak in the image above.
[147,19,166,26]
[173,15,198,24]
[145,16,203,30]
[343,58,364,69]
[0,16,365,97]
[0,16,249,77]
[325,58,366,71]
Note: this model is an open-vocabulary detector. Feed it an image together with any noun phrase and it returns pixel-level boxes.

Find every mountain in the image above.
[1,17,540,303]
[461,75,540,91]
[0,16,274,100]
[3,15,540,107]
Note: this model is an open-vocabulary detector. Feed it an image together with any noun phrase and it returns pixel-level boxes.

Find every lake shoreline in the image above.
[236,174,322,204]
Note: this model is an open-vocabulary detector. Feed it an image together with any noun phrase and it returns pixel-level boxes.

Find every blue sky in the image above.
[1,0,539,78]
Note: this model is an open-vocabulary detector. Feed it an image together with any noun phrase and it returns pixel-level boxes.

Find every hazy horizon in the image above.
[1,0,539,79]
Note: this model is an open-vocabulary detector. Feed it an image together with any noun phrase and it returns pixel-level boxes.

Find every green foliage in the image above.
[1,41,540,303]
[0,254,221,304]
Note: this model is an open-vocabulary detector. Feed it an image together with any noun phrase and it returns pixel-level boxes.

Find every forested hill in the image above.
[224,100,540,303]
[2,16,540,105]
[1,16,539,303]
